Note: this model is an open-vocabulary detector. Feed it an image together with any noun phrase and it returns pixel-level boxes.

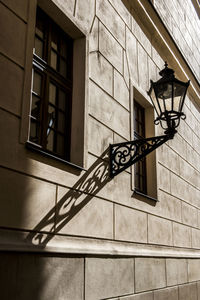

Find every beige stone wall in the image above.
[154,0,200,83]
[1,252,200,300]
[0,0,200,298]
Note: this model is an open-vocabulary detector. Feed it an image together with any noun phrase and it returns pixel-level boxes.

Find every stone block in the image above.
[118,291,153,300]
[85,258,134,300]
[114,70,130,110]
[173,222,191,248]
[124,51,130,87]
[0,252,19,300]
[99,22,123,73]
[1,0,28,21]
[148,215,173,246]
[132,17,151,56]
[179,283,198,300]
[89,17,99,52]
[53,0,75,17]
[126,28,138,83]
[88,116,113,156]
[193,134,200,156]
[135,258,166,292]
[182,202,198,227]
[170,172,190,202]
[89,52,113,95]
[115,205,147,243]
[148,57,158,83]
[192,228,200,248]
[75,0,95,33]
[154,287,178,300]
[157,190,182,222]
[89,81,130,139]
[108,0,131,28]
[166,259,187,286]
[96,0,126,47]
[157,164,171,193]
[188,259,200,282]
[152,47,164,70]
[0,3,26,66]
[56,186,113,239]
[186,144,200,173]
[197,281,200,299]
[17,254,84,300]
[179,158,200,189]
[168,133,187,159]
[0,167,56,231]
[0,54,23,116]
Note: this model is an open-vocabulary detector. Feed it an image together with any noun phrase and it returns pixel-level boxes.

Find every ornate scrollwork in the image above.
[110,134,172,178]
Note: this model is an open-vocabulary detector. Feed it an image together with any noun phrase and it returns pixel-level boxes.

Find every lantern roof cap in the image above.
[159,62,175,79]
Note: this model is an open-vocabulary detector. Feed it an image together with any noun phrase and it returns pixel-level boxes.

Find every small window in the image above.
[134,101,147,194]
[29,8,73,161]
[131,86,157,200]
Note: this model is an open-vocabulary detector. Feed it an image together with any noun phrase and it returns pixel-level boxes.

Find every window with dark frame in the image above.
[134,101,147,194]
[29,8,73,161]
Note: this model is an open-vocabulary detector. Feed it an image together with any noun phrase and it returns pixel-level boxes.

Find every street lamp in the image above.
[109,63,190,178]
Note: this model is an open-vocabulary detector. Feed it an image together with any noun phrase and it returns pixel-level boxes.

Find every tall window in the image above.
[134,101,147,194]
[29,8,73,160]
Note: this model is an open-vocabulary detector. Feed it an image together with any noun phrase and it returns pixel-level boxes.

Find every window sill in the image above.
[26,141,85,172]
[132,189,158,202]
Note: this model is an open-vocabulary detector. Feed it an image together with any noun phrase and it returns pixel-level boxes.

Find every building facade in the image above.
[0,0,200,299]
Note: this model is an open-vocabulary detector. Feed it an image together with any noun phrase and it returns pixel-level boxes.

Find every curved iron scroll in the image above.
[109,133,173,178]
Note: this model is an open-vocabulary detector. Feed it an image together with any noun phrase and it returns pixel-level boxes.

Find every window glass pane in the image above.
[30,119,39,143]
[33,71,42,95]
[31,94,41,119]
[46,129,54,151]
[58,89,66,111]
[60,58,67,77]
[56,134,65,156]
[49,83,57,105]
[48,105,56,130]
[35,26,44,39]
[51,30,58,51]
[50,50,58,70]
[58,112,65,133]
[60,39,67,58]
[34,37,44,58]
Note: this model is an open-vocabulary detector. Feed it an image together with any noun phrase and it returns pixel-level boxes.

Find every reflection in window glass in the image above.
[59,90,66,111]
[46,130,54,151]
[58,112,65,133]
[60,59,67,77]
[50,50,58,70]
[33,71,42,95]
[35,37,44,58]
[57,134,65,156]
[31,95,40,119]
[49,83,57,105]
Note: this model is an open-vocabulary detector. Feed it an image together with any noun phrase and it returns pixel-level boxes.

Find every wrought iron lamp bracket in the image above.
[109,132,174,178]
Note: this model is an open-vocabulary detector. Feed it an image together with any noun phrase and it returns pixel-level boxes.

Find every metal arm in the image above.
[109,132,175,178]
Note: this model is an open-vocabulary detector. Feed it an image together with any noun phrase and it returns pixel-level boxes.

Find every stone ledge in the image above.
[1,228,200,258]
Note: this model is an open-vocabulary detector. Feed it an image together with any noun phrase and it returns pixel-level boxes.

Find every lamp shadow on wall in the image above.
[25,148,111,247]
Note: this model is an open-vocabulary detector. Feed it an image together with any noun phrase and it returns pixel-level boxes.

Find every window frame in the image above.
[134,100,147,194]
[131,84,158,201]
[29,8,73,161]
[20,1,87,170]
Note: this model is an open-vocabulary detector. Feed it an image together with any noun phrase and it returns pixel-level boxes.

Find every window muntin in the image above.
[134,101,147,194]
[29,8,73,161]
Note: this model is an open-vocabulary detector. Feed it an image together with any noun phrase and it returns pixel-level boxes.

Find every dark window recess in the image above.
[134,101,147,194]
[29,8,73,161]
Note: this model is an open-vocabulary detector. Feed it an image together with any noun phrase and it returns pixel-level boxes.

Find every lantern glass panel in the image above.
[173,82,187,113]
[155,82,172,113]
